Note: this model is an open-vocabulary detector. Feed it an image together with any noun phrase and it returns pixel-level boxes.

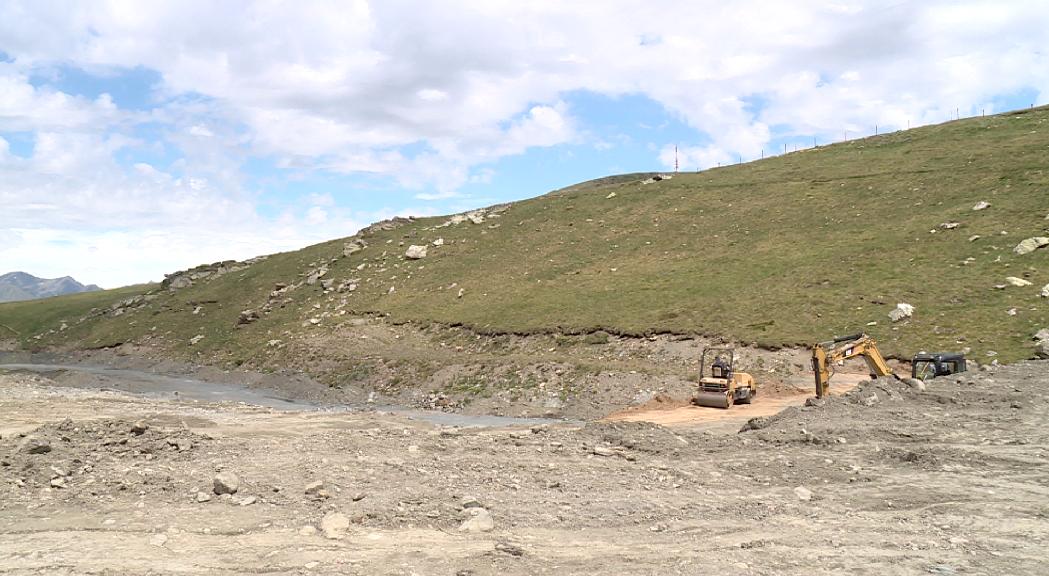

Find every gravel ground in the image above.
[1,361,1047,575]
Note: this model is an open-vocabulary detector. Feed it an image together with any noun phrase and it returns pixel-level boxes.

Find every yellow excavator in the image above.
[811,333,896,399]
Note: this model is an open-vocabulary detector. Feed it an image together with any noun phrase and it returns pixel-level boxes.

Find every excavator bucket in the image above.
[694,391,732,409]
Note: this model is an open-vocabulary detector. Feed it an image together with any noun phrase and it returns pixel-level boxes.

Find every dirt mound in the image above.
[739,365,1038,445]
[579,420,700,455]
[1,417,210,492]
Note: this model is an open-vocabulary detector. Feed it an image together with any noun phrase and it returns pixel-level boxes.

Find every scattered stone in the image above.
[972,201,990,211]
[804,397,824,408]
[433,238,445,246]
[793,486,813,501]
[1014,237,1049,255]
[592,446,616,457]
[320,512,350,539]
[605,192,617,199]
[889,303,914,322]
[239,496,257,506]
[149,534,168,547]
[861,394,879,407]
[298,526,318,537]
[304,481,330,499]
[306,267,328,285]
[189,334,205,345]
[21,436,52,454]
[213,471,241,495]
[466,211,486,225]
[405,245,428,259]
[237,310,260,325]
[968,235,981,242]
[457,288,465,298]
[1005,276,1032,287]
[494,542,525,557]
[939,222,960,230]
[196,492,212,503]
[1042,284,1049,298]
[130,420,149,435]
[739,416,770,432]
[50,477,66,488]
[343,239,367,257]
[459,508,495,533]
[461,496,484,510]
[903,378,927,392]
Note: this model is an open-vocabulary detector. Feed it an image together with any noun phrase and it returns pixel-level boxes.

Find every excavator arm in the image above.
[812,333,896,398]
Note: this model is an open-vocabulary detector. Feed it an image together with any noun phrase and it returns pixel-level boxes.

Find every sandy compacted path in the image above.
[1,362,1047,575]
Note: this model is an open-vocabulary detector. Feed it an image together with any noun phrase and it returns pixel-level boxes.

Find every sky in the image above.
[1,1,1048,288]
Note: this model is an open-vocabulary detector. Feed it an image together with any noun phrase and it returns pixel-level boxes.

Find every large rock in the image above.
[458,508,495,533]
[888,303,914,322]
[1014,237,1049,255]
[405,245,428,260]
[213,471,241,495]
[21,436,52,454]
[1005,277,1032,287]
[306,267,328,285]
[1036,329,1049,359]
[320,512,350,539]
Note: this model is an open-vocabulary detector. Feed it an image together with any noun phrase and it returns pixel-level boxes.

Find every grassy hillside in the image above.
[3,106,1048,364]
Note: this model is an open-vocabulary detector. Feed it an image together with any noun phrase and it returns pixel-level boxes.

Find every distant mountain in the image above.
[0,272,101,303]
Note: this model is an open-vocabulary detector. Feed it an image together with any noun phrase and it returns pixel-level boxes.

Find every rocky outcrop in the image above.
[162,257,267,292]
[343,238,367,257]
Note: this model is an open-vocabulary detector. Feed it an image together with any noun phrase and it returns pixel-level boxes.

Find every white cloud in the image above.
[0,65,124,132]
[2,0,1049,284]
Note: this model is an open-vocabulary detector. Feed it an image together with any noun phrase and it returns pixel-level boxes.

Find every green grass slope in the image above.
[4,106,1048,363]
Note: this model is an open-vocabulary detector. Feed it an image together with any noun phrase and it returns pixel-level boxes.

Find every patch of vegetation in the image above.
[333,363,377,388]
[445,374,490,397]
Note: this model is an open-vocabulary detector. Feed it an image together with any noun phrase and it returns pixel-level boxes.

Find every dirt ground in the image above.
[2,360,1047,575]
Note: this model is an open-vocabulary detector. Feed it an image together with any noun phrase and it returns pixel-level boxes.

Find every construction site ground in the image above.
[2,360,1047,575]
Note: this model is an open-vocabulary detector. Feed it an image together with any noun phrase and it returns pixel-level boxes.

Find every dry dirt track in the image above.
[1,363,1048,575]
[607,373,865,432]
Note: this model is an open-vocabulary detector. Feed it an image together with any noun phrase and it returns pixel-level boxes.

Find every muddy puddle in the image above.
[0,363,566,428]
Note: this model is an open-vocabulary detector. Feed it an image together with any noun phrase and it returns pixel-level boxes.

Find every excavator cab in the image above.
[693,347,756,409]
[911,352,966,381]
